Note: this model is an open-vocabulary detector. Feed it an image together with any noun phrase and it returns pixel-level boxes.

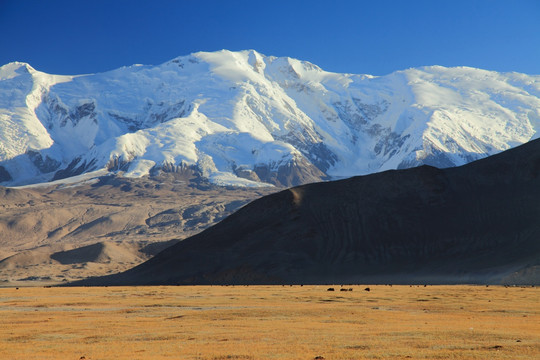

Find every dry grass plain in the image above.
[0,285,538,360]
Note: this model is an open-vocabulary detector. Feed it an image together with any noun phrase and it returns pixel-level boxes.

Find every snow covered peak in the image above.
[1,50,539,187]
[0,62,37,79]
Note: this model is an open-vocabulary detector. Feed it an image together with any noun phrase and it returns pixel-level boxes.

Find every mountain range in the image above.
[2,50,540,286]
[1,50,540,188]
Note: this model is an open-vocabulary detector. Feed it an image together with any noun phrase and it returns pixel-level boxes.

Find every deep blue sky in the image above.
[1,0,539,76]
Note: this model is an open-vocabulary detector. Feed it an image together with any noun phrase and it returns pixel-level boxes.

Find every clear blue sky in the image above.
[1,0,539,76]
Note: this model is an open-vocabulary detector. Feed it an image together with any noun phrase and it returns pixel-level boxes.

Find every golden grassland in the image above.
[0,285,538,360]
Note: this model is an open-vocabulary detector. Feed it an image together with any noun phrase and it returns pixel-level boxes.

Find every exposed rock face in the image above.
[80,139,540,286]
[52,157,97,181]
[253,156,328,187]
[26,150,61,173]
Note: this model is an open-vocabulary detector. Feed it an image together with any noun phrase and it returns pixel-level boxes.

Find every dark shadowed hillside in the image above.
[76,139,540,285]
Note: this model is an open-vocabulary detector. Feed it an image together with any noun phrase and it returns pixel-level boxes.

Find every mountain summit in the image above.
[1,50,540,187]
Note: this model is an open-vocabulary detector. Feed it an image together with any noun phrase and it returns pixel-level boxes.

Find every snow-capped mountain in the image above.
[1,50,540,187]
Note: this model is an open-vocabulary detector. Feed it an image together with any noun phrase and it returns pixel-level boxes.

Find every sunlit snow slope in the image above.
[1,50,539,187]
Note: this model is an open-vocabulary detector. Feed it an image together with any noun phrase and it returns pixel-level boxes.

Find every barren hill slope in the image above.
[0,173,275,286]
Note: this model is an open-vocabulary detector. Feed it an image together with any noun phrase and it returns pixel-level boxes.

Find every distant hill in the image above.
[76,138,540,286]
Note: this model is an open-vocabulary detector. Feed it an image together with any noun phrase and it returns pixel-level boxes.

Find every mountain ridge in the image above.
[2,49,540,187]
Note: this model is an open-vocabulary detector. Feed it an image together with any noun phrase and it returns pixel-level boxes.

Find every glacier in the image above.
[1,50,539,187]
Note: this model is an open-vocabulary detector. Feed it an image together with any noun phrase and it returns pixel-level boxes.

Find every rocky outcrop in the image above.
[53,157,97,181]
[253,156,328,187]
[26,150,61,173]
